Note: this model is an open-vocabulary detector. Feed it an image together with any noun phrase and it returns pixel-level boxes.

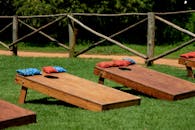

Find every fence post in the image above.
[146,12,155,66]
[12,15,18,56]
[68,15,77,58]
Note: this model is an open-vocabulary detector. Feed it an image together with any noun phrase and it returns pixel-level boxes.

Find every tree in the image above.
[11,0,153,44]
[1,0,193,45]
[0,0,15,15]
[152,0,194,44]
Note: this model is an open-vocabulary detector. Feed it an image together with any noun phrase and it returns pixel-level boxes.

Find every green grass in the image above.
[0,55,195,130]
[1,42,195,59]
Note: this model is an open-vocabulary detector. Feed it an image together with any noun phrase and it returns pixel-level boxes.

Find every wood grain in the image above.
[15,73,140,111]
[94,65,195,100]
[0,100,36,129]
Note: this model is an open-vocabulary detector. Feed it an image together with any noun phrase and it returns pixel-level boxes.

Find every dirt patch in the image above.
[0,50,184,68]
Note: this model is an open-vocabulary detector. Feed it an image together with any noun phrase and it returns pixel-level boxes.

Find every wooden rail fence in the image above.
[0,10,195,65]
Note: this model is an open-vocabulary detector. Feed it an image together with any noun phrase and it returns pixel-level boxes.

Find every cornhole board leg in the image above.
[98,76,105,84]
[0,100,36,129]
[186,66,194,78]
[15,73,141,111]
[178,57,195,78]
[94,65,195,101]
[18,86,28,104]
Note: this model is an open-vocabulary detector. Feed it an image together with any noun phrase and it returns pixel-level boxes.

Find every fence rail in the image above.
[0,10,195,65]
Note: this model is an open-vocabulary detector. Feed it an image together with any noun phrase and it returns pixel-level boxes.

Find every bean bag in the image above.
[123,58,136,64]
[42,66,67,73]
[96,61,114,68]
[16,68,41,76]
[96,58,136,68]
[180,52,195,58]
[113,60,131,66]
[53,66,67,72]
[42,66,58,74]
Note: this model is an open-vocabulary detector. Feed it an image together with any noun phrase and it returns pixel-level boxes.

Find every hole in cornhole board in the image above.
[118,67,131,71]
[44,75,59,79]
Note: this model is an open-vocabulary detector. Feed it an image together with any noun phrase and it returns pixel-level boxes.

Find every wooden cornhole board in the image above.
[0,99,36,129]
[178,57,195,78]
[15,73,140,112]
[94,65,195,101]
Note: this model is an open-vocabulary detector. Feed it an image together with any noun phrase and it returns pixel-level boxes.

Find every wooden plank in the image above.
[178,57,195,78]
[67,15,147,59]
[178,57,195,67]
[94,65,195,101]
[146,12,155,66]
[0,100,36,129]
[15,73,140,111]
[68,17,76,58]
[18,86,28,104]
[12,16,18,56]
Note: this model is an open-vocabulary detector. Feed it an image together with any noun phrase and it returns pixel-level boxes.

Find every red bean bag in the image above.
[42,66,58,73]
[113,60,131,66]
[96,58,136,68]
[96,61,114,68]
[180,52,195,58]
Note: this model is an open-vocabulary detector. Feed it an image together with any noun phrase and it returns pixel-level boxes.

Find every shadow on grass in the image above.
[113,86,155,99]
[25,97,77,108]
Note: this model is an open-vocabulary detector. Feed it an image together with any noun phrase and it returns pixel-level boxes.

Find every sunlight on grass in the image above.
[0,55,195,130]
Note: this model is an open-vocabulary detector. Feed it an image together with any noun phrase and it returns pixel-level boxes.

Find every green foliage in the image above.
[185,13,195,35]
[0,0,15,15]
[10,0,153,45]
[14,1,51,15]
[1,0,194,45]
[153,0,194,44]
[13,0,153,15]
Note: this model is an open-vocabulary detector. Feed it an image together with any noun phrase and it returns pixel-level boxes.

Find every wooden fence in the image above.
[0,10,195,66]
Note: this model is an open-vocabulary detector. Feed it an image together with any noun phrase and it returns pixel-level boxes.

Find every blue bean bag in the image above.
[16,68,41,76]
[53,66,67,72]
[122,58,136,64]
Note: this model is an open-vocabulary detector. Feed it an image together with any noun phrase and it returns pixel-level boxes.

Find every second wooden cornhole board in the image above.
[15,73,140,111]
[178,57,195,78]
[0,99,36,129]
[94,65,195,101]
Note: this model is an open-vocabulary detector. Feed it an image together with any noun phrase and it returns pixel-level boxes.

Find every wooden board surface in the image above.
[0,99,36,129]
[94,65,195,100]
[15,73,140,111]
[178,57,195,67]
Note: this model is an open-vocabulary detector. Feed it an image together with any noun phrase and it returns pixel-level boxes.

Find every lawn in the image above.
[1,42,195,59]
[0,55,195,130]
